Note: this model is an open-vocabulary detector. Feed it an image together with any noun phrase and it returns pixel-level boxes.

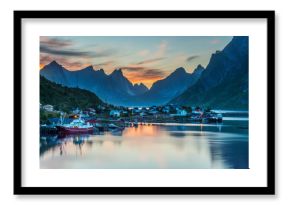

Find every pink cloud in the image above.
[210,39,221,44]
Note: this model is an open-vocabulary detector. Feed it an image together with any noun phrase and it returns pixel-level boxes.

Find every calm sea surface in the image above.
[40,117,248,169]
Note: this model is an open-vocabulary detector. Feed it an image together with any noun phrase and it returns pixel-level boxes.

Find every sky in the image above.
[40,36,232,88]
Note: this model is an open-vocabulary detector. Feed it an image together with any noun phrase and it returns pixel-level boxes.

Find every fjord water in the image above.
[40,117,248,169]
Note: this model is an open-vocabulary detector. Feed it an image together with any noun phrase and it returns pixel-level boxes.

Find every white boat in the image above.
[56,114,93,134]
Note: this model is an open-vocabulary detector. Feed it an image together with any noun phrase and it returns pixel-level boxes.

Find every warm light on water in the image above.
[40,119,248,169]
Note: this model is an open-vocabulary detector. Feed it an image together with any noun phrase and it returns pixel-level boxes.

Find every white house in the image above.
[122,110,128,115]
[110,110,121,117]
[149,110,158,115]
[72,108,80,114]
[177,109,187,116]
[140,112,147,117]
[162,106,170,113]
[42,104,54,112]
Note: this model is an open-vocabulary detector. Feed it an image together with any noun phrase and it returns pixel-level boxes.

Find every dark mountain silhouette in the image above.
[40,61,203,106]
[40,75,104,112]
[40,36,248,109]
[40,62,148,105]
[130,65,204,106]
[171,36,249,109]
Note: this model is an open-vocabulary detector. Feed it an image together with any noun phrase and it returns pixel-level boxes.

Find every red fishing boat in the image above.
[56,117,94,134]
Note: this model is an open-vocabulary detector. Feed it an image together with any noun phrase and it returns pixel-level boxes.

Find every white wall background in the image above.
[0,0,286,204]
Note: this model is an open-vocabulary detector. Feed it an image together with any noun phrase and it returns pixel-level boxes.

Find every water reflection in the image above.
[40,119,248,169]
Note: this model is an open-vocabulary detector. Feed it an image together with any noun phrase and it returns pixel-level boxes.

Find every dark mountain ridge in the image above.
[40,36,247,108]
[40,61,204,106]
[131,65,204,106]
[171,36,249,109]
[40,62,149,105]
[40,75,104,112]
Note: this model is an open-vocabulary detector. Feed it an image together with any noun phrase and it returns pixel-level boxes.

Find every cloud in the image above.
[40,37,72,48]
[210,39,221,44]
[124,67,166,88]
[93,61,115,67]
[123,67,165,79]
[94,48,116,58]
[119,66,146,72]
[138,49,150,57]
[155,41,167,57]
[40,37,116,58]
[40,54,54,64]
[64,61,86,69]
[137,41,167,58]
[40,37,95,59]
[40,54,86,70]
[119,63,166,83]
[136,57,165,65]
[186,55,200,62]
[40,45,95,57]
[142,68,165,78]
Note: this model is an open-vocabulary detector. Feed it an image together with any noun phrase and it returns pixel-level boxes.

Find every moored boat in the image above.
[133,119,138,127]
[203,111,223,123]
[108,123,124,131]
[190,111,203,122]
[56,117,94,134]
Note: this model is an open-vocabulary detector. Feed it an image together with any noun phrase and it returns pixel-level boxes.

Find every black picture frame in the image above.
[14,10,275,195]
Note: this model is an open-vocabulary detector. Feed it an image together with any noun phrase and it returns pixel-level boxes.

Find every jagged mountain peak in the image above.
[44,60,65,70]
[223,36,249,56]
[132,82,149,95]
[49,60,61,66]
[110,68,123,77]
[41,60,69,74]
[165,67,188,80]
[140,82,146,87]
[134,82,148,89]
[193,64,205,74]
[145,64,203,105]
[196,64,204,69]
[232,36,248,43]
[171,36,249,109]
[174,67,186,73]
[97,68,105,74]
[83,65,94,71]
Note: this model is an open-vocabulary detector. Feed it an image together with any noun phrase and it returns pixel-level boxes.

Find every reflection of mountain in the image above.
[40,123,248,169]
[171,36,249,109]
[209,136,249,169]
[40,135,93,157]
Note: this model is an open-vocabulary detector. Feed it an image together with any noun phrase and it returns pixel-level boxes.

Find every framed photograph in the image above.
[14,10,275,195]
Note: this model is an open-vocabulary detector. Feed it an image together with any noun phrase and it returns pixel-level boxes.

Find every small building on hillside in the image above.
[84,108,96,116]
[42,104,54,112]
[72,108,80,114]
[110,110,121,117]
[121,110,129,117]
[177,109,187,116]
[162,106,170,113]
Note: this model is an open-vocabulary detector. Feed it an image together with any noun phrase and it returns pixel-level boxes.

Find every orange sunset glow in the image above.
[39,35,250,170]
[40,36,232,87]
